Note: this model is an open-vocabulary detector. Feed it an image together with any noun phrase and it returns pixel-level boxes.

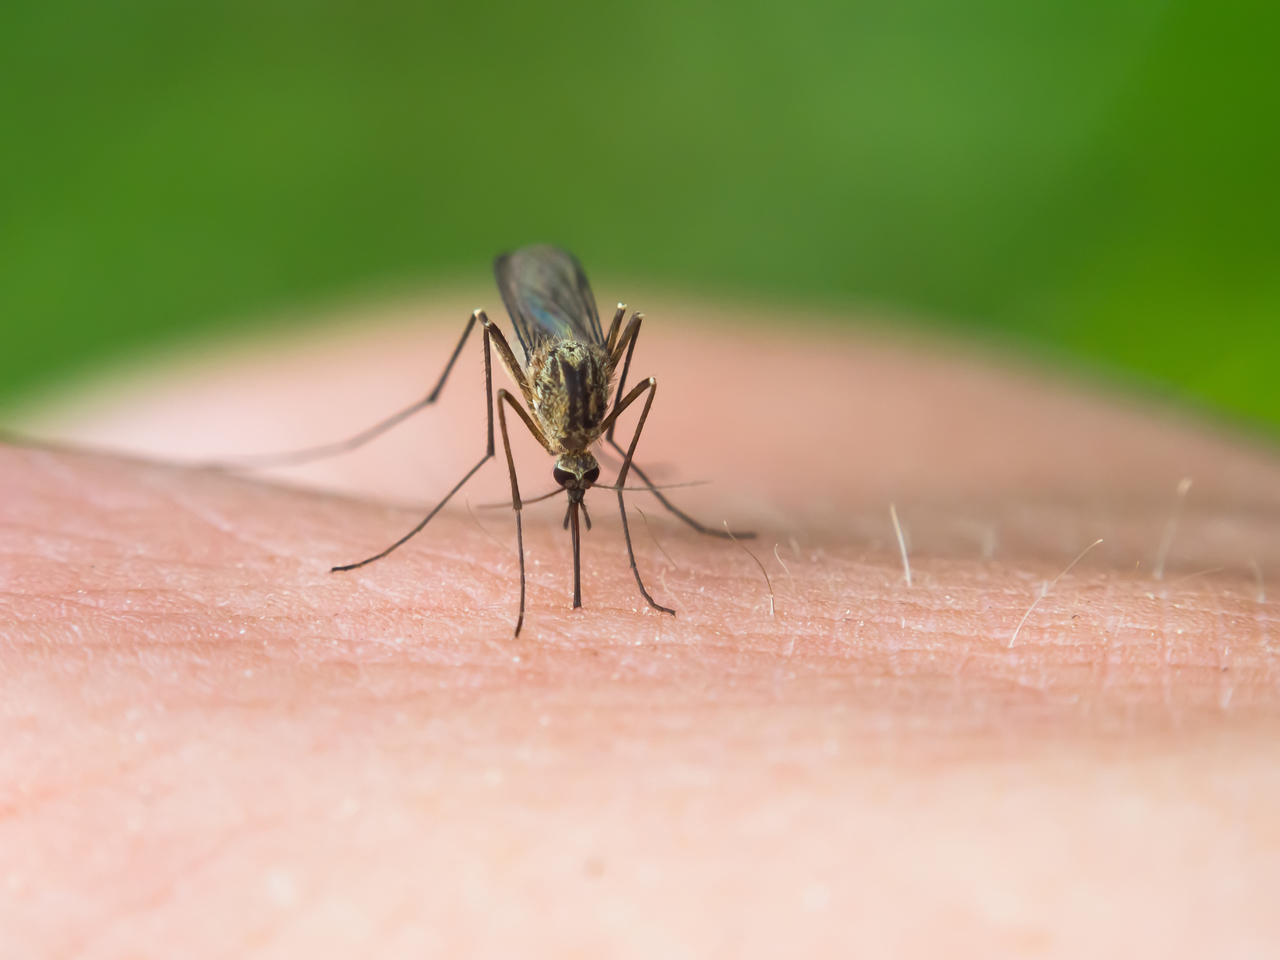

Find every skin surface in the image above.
[4,293,1280,958]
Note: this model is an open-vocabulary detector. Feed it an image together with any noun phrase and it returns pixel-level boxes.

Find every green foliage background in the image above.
[2,1,1276,427]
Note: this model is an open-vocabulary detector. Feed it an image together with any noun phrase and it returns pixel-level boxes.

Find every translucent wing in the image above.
[494,245,604,361]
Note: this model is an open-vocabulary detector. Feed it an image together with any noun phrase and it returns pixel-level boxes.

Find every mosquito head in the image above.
[553,452,600,502]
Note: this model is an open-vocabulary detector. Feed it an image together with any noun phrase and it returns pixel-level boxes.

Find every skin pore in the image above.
[4,294,1280,957]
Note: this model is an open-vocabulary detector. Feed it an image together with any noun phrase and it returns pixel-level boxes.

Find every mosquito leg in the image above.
[331,323,497,571]
[479,312,532,399]
[496,388,528,637]
[605,312,643,444]
[601,315,751,538]
[603,444,756,540]
[495,388,554,633]
[603,377,675,616]
[225,310,486,469]
[605,303,626,355]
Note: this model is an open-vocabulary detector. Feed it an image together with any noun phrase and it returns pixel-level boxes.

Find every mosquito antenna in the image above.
[593,480,710,493]
[476,480,709,510]
[725,521,774,616]
[491,488,567,508]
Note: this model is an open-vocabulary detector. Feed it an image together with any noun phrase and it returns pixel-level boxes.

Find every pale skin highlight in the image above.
[4,302,1280,957]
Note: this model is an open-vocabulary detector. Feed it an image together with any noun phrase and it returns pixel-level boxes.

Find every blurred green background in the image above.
[2,1,1276,428]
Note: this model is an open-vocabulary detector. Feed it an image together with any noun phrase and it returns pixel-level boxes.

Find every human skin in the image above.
[4,294,1280,958]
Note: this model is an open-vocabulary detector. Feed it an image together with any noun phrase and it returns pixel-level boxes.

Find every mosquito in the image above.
[244,245,753,635]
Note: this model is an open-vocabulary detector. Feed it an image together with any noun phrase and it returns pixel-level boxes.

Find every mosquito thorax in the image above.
[528,340,612,453]
[553,453,601,492]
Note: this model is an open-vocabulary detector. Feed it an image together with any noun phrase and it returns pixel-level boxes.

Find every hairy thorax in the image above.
[526,340,614,454]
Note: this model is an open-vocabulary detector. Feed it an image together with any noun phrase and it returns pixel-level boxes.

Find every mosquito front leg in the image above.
[331,322,497,572]
[496,390,526,636]
[496,388,556,636]
[605,303,627,356]
[606,311,643,444]
[479,310,533,403]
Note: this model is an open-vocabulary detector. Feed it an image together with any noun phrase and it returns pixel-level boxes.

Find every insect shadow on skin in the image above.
[232,245,754,636]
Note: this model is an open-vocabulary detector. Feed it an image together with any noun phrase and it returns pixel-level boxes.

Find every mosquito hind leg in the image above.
[221,309,488,471]
[604,444,756,541]
[602,377,676,617]
[603,313,754,540]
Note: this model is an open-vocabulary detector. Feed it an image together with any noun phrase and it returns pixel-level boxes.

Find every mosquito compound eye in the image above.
[583,466,600,487]
[553,467,574,487]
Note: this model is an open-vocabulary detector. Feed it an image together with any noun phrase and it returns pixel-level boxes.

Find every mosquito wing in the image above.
[494,245,604,362]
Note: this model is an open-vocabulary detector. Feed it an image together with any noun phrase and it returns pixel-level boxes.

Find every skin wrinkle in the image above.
[4,303,1280,956]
